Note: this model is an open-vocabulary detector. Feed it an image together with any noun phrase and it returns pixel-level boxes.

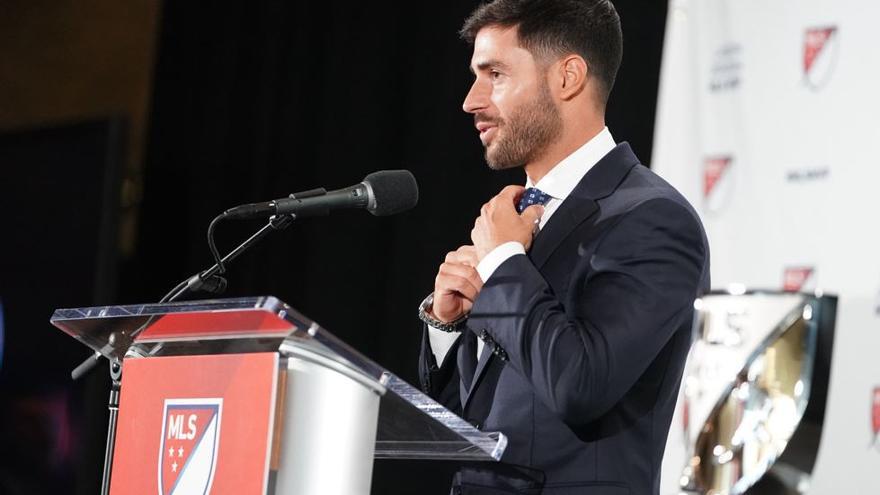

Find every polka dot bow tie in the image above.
[517,187,551,214]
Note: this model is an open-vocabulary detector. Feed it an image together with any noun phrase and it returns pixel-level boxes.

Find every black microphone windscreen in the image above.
[364,170,419,216]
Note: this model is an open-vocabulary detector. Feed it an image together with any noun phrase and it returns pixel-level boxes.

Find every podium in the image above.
[51,296,506,495]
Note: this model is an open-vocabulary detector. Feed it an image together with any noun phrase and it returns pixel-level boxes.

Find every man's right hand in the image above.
[432,245,483,323]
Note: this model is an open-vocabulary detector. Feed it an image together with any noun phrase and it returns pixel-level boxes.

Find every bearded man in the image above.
[417,1,710,493]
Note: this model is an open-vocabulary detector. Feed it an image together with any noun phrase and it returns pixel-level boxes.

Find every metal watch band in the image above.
[418,293,467,332]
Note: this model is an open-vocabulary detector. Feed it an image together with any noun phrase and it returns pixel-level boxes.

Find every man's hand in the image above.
[432,245,483,323]
[471,185,544,261]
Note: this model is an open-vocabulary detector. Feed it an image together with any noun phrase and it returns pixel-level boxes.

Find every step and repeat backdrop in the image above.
[651,0,880,493]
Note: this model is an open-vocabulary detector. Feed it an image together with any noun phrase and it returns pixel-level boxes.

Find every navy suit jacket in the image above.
[419,143,710,494]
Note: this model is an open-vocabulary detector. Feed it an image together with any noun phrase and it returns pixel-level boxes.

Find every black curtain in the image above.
[123,1,667,493]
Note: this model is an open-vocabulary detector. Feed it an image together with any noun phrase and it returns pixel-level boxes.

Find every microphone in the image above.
[224,170,419,219]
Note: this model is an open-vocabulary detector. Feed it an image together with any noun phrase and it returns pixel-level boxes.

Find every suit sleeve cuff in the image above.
[477,241,526,282]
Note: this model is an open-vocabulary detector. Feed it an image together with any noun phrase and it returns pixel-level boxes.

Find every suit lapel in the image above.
[528,195,598,269]
[460,143,642,411]
[529,142,640,269]
[462,341,495,410]
[457,329,479,407]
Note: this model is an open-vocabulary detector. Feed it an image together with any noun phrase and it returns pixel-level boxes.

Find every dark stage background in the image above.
[0,1,667,493]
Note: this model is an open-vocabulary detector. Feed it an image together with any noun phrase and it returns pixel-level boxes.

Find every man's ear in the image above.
[557,55,588,100]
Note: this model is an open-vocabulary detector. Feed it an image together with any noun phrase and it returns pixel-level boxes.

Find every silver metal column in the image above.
[274,341,385,495]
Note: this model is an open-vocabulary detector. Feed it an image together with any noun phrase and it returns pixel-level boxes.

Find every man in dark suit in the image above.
[417,1,710,493]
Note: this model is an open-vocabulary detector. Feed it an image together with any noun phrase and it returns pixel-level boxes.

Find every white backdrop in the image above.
[651,0,880,493]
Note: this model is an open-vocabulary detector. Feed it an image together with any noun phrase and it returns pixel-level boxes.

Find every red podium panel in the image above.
[135,310,295,342]
[109,353,279,495]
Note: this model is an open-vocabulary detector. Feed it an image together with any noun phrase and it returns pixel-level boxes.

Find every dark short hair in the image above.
[460,0,623,104]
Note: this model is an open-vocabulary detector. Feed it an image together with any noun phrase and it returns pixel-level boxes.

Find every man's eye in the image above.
[490,71,502,80]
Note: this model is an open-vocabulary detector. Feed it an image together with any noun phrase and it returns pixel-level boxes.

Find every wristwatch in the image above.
[418,293,467,332]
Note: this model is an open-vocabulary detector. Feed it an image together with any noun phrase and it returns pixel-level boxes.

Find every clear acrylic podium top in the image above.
[51,296,506,462]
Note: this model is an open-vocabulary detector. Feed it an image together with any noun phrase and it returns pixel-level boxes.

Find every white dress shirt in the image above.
[429,127,616,364]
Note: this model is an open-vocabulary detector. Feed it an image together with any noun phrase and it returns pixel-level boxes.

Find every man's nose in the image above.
[462,80,489,114]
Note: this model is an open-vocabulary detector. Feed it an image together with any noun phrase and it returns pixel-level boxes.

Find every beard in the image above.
[480,82,563,170]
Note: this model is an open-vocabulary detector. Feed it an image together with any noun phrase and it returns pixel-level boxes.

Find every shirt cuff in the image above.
[427,325,461,365]
[477,241,525,282]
